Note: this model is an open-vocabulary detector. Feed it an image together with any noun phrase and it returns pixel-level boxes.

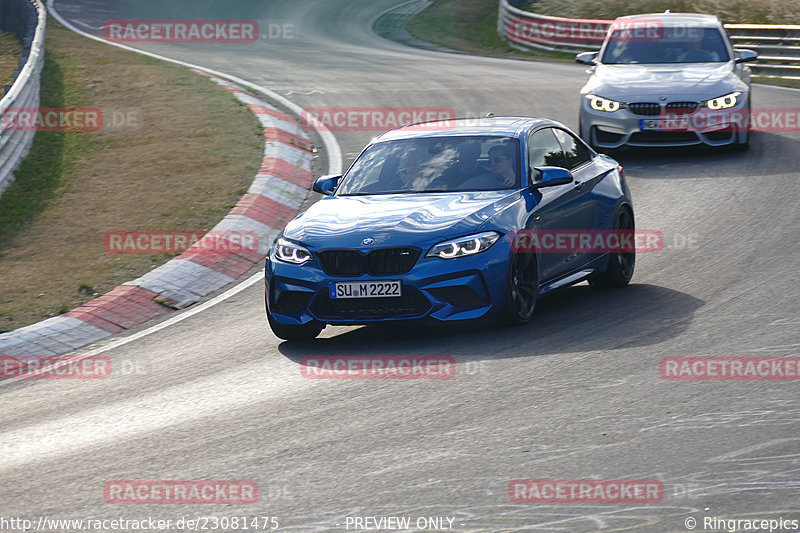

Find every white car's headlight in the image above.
[586,94,623,113]
[427,231,501,259]
[705,91,741,110]
[274,237,312,265]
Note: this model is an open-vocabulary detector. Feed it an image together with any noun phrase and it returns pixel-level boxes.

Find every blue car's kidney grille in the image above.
[317,250,363,276]
[317,247,420,277]
[311,287,431,320]
[628,103,661,116]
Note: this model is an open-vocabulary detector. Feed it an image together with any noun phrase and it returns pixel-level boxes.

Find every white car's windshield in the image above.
[336,136,521,195]
[601,27,730,64]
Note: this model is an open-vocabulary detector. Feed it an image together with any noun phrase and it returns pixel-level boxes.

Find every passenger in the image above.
[400,146,429,190]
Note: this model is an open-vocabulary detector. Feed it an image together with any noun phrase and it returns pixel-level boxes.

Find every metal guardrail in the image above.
[726,25,800,79]
[0,0,46,198]
[498,0,800,80]
[498,0,610,54]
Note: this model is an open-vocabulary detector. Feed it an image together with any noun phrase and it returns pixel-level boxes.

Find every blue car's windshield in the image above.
[601,27,730,64]
[335,136,521,195]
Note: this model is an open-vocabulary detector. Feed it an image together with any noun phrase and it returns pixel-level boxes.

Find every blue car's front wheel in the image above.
[501,251,539,326]
[266,295,324,341]
[590,206,635,288]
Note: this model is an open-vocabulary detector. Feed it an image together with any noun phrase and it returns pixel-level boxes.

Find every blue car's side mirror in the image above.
[530,167,574,189]
[313,174,342,196]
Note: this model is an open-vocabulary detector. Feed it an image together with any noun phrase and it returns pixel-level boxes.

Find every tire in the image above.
[266,303,323,341]
[728,96,751,152]
[578,120,594,149]
[727,125,750,152]
[499,251,539,326]
[729,129,750,152]
[579,122,606,154]
[589,207,635,288]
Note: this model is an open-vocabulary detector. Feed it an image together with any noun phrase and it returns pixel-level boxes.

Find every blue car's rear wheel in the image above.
[501,251,539,325]
[590,206,635,288]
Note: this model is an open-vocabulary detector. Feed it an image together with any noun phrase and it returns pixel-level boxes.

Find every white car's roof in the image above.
[613,13,722,28]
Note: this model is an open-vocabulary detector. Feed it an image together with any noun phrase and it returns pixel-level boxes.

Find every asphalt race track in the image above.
[2,1,799,531]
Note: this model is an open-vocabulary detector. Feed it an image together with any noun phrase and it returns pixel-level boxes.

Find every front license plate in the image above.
[640,117,689,131]
[330,281,402,299]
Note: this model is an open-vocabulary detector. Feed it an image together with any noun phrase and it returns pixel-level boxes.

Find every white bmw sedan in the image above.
[577,13,758,150]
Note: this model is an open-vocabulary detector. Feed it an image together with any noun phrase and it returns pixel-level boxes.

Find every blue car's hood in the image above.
[283,191,518,249]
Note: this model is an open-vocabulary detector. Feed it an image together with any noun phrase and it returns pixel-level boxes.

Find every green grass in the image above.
[752,77,800,90]
[0,48,91,250]
[405,0,573,61]
[0,31,20,87]
[0,17,262,332]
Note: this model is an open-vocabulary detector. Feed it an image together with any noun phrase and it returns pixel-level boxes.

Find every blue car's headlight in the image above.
[274,237,312,265]
[586,94,623,113]
[427,231,501,259]
[704,91,741,110]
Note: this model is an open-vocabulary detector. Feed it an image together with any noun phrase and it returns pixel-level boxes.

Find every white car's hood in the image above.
[583,63,746,101]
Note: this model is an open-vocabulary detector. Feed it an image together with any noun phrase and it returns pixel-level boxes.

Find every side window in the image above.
[552,128,592,170]
[527,128,567,180]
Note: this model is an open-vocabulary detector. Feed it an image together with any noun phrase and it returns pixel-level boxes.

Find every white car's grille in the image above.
[628,102,699,116]
[665,101,699,115]
[628,103,661,116]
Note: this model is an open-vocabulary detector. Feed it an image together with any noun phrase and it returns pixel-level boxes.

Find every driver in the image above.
[678,32,714,62]
[459,143,517,190]
[487,145,516,188]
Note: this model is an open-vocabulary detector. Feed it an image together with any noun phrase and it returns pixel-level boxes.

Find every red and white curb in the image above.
[0,75,315,357]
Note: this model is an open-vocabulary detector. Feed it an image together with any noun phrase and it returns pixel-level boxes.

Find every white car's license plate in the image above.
[330,280,402,299]
[640,117,689,131]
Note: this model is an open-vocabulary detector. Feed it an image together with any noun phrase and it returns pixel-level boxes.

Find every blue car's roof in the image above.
[376,116,560,142]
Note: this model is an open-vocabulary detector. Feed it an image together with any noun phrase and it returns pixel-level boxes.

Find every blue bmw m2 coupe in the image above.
[265,117,634,340]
